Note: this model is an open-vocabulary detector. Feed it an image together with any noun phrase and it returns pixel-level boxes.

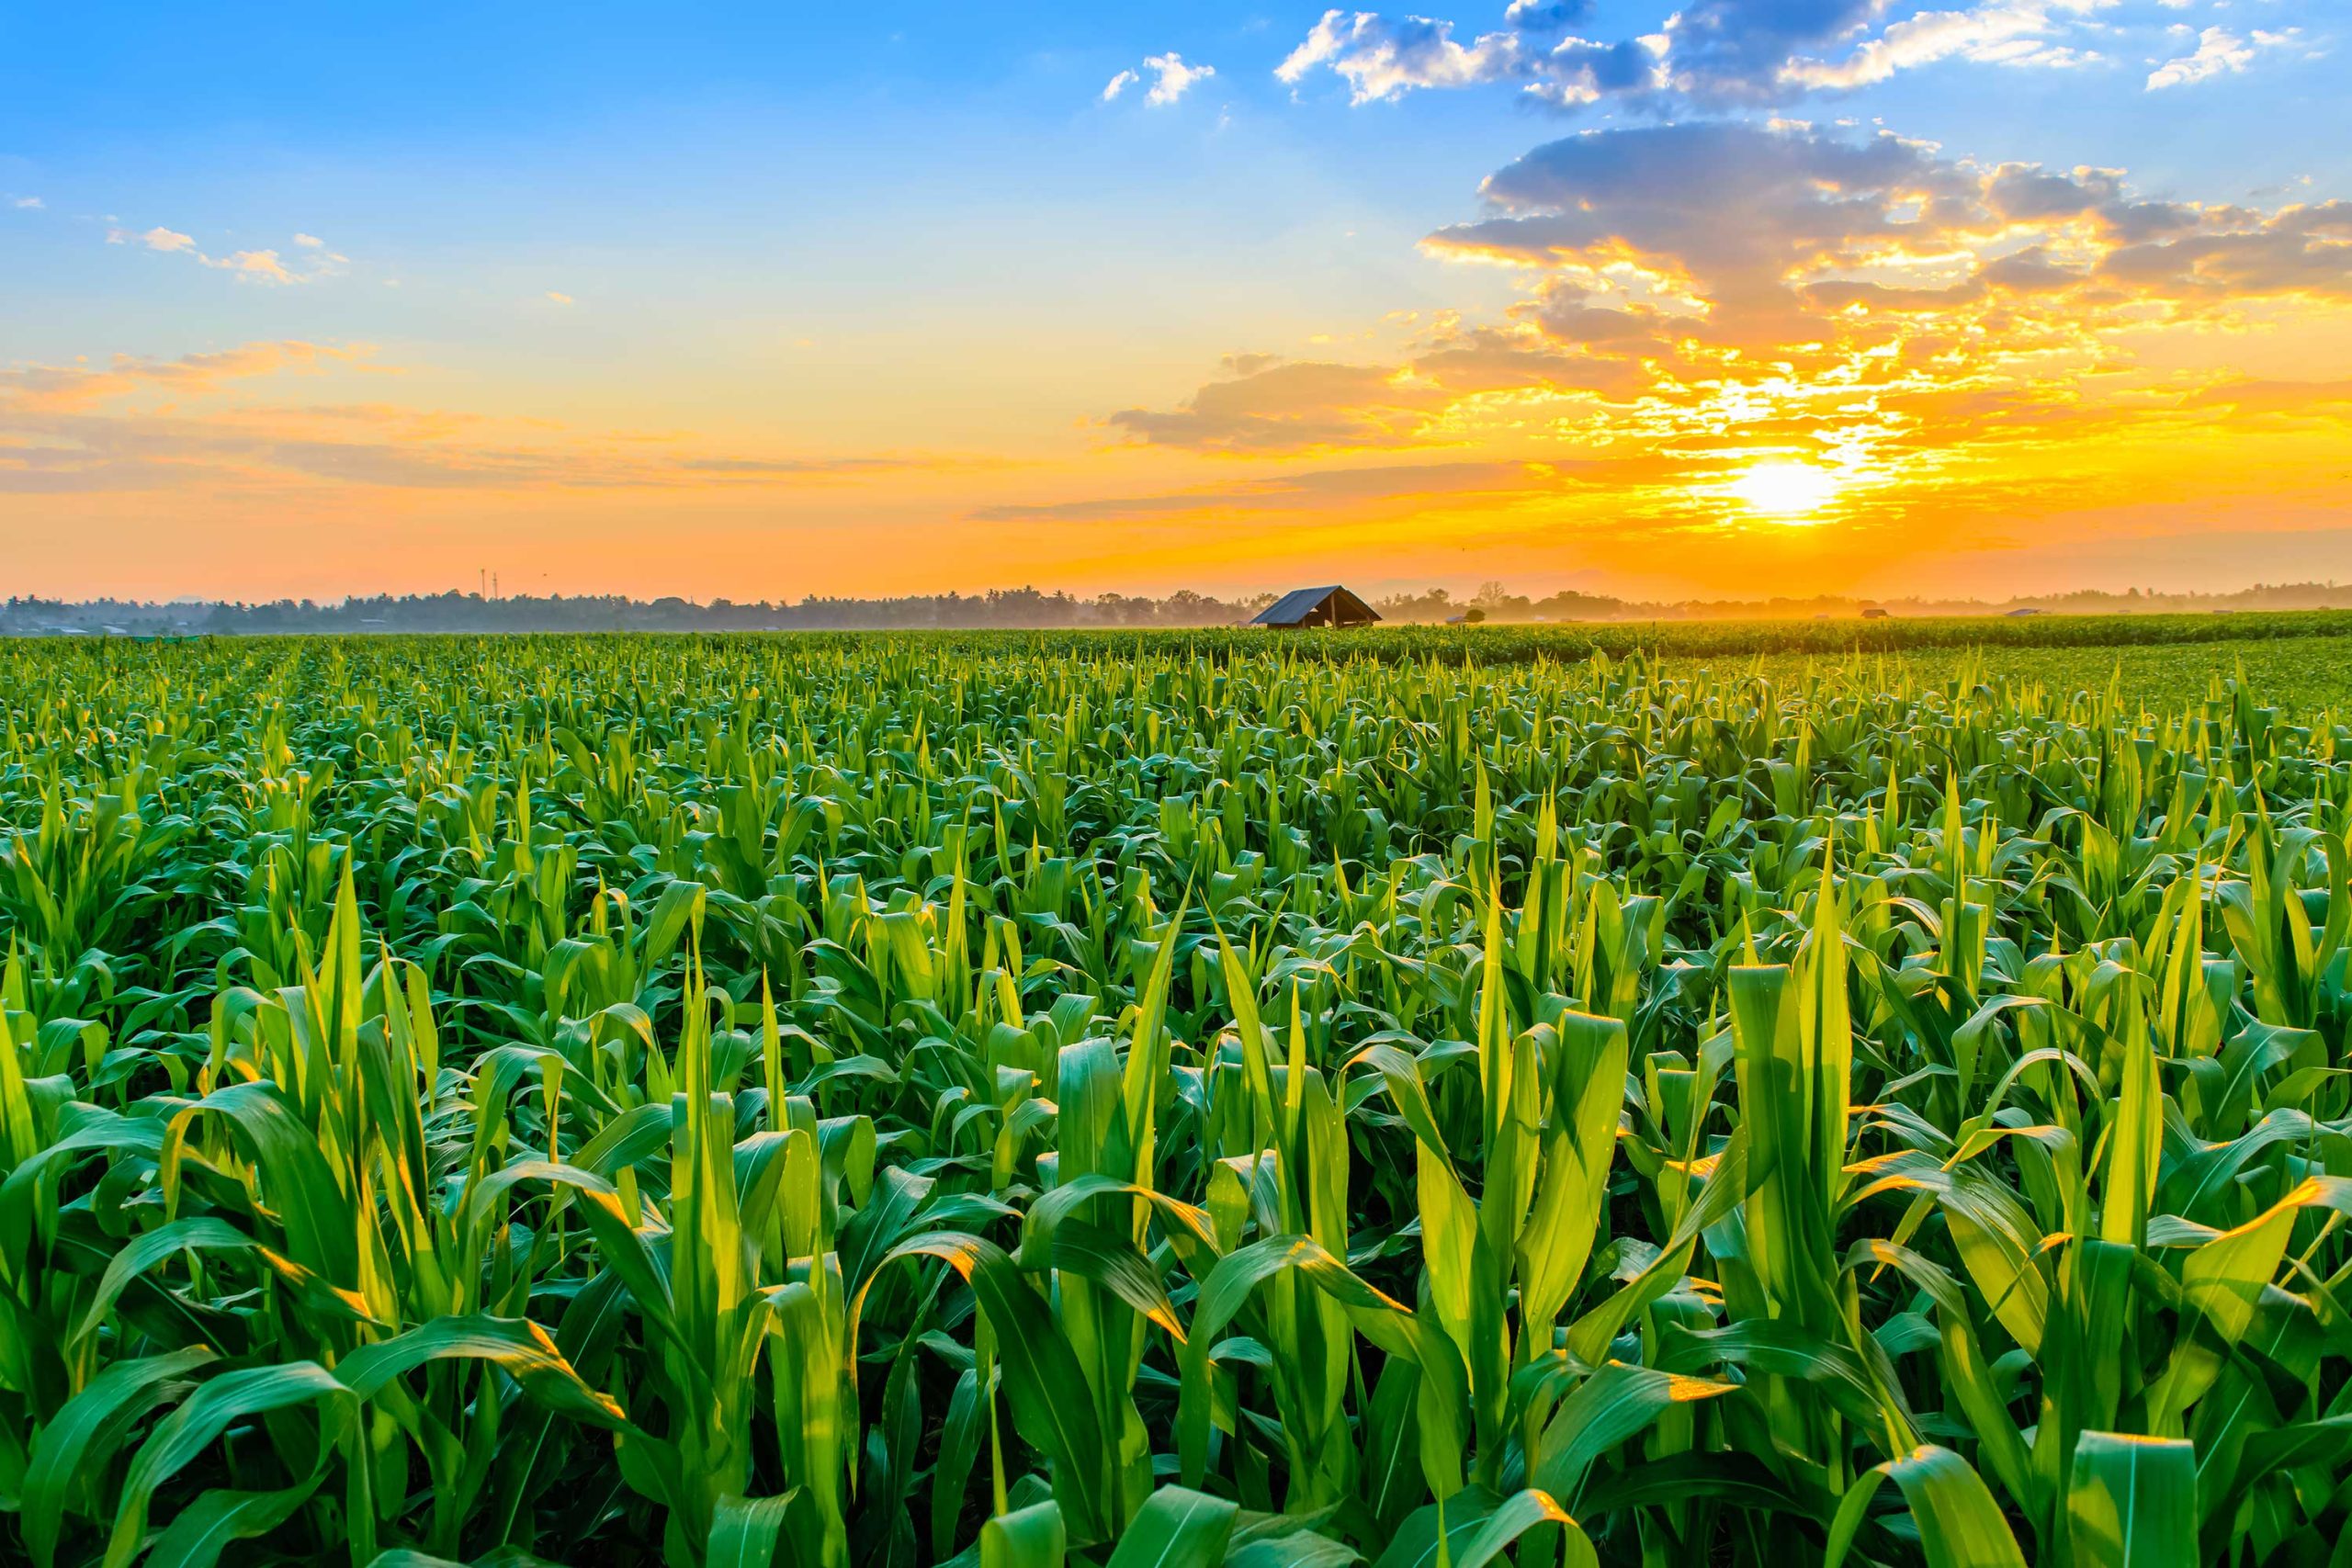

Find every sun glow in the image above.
[1724,459,1844,520]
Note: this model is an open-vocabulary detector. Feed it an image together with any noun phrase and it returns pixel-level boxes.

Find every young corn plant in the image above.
[0,628,2346,1567]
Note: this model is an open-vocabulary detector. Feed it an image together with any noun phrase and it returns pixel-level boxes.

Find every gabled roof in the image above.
[1250,585,1381,626]
[1252,586,1341,626]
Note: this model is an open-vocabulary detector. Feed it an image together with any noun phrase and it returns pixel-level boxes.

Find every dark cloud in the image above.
[1525,304,1654,341]
[1105,361,1453,451]
[1413,327,1656,398]
[1658,0,1880,103]
[2098,217,2352,297]
[2101,200,2203,245]
[1803,277,1993,311]
[1474,120,1947,230]
[1504,0,1594,34]
[1975,248,2086,292]
[1439,123,1965,350]
[1443,123,2352,319]
[1986,164,2121,221]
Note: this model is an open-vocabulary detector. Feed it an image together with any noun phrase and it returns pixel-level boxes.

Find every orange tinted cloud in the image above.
[0,343,995,496]
[1089,121,2352,585]
[1,342,371,412]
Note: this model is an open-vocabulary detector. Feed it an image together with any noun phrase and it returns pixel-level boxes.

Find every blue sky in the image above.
[2,0,2346,600]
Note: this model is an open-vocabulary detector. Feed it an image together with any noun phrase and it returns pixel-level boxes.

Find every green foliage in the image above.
[0,631,2345,1568]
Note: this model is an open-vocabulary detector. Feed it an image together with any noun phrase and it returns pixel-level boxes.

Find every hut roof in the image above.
[1250,585,1381,628]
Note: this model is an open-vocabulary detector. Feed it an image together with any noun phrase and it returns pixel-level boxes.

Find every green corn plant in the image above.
[0,627,2346,1566]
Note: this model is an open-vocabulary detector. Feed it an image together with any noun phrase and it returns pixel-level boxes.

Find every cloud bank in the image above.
[1084,119,2352,574]
[1273,0,2319,109]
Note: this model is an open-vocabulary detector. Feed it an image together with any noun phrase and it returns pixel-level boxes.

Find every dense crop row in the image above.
[0,633,2346,1567]
[32,607,2352,669]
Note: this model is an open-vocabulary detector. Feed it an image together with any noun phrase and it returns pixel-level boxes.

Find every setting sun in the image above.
[1724,460,1844,521]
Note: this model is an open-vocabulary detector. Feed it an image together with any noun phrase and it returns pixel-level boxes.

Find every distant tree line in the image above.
[1,579,2344,636]
[0,588,1283,636]
[1402,580,2352,625]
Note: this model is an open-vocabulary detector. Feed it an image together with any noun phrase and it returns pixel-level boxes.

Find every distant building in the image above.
[1860,606,1890,620]
[2007,607,2047,617]
[1250,585,1381,628]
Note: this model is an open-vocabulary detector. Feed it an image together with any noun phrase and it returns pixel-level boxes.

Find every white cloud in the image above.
[11,197,40,210]
[103,223,345,285]
[1278,11,1525,102]
[1142,52,1216,104]
[201,249,296,284]
[1783,0,2103,89]
[1102,51,1216,106]
[2145,24,2272,86]
[547,291,575,305]
[130,226,197,253]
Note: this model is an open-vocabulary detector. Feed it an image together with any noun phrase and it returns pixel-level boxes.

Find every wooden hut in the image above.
[1250,585,1381,629]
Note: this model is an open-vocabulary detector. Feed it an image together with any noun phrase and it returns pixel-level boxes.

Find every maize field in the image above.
[1,630,2348,1568]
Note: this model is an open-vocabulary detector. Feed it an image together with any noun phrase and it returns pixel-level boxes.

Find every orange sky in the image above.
[4,14,2348,603]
